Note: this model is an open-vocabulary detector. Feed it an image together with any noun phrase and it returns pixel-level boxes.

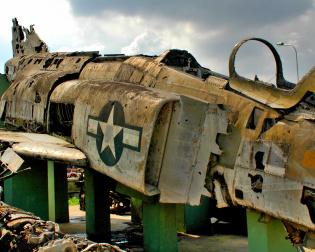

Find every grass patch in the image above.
[68,197,80,206]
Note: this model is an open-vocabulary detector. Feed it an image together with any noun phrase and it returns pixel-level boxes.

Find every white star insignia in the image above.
[87,101,142,166]
[99,105,122,158]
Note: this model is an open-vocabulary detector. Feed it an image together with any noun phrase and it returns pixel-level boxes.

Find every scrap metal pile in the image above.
[0,202,124,252]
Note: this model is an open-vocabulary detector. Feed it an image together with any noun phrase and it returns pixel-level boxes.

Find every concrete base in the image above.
[4,159,49,219]
[247,209,296,252]
[4,159,69,222]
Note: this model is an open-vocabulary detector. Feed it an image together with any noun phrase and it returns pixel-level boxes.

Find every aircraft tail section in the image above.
[12,18,48,57]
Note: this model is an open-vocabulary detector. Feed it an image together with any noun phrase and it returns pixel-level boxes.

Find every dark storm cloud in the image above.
[68,0,312,28]
[66,0,315,82]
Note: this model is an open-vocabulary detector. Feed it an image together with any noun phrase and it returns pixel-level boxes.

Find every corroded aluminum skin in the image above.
[1,52,94,128]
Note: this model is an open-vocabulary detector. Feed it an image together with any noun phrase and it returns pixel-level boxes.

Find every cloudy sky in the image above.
[1,0,314,83]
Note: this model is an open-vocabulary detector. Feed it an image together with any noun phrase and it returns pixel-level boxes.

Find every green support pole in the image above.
[247,209,296,252]
[0,74,10,95]
[4,159,48,219]
[143,202,178,252]
[131,198,142,224]
[54,163,69,223]
[47,161,69,223]
[85,168,111,242]
[48,161,56,222]
[0,74,10,128]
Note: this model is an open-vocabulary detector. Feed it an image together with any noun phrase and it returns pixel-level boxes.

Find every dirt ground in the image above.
[59,205,249,252]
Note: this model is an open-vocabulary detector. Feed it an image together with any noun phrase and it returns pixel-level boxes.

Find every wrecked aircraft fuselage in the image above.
[1,18,315,247]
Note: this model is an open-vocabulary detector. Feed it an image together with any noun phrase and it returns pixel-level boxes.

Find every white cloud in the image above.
[121,30,171,55]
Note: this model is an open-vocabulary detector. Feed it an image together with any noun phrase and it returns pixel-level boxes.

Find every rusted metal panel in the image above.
[145,102,173,187]
[155,67,224,103]
[158,98,208,204]
[79,62,122,81]
[205,75,228,89]
[158,99,228,205]
[50,80,86,104]
[113,63,136,82]
[232,166,314,230]
[71,80,179,195]
[230,124,315,229]
[235,140,289,177]
[126,57,162,79]
[1,52,95,129]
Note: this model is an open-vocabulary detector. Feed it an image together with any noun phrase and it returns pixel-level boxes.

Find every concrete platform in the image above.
[179,234,248,252]
[59,205,249,251]
[59,205,131,234]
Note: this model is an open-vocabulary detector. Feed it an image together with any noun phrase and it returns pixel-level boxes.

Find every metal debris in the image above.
[0,148,30,181]
[0,202,124,252]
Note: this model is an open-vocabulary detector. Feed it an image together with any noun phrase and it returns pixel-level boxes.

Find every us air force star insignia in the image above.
[87,101,142,166]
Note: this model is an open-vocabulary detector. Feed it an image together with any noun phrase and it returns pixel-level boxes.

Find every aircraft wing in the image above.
[0,130,87,166]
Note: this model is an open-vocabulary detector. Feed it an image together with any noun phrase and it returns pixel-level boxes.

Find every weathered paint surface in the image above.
[1,19,315,246]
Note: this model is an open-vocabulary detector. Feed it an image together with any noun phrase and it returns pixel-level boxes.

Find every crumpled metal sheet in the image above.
[0,147,24,173]
[0,202,124,252]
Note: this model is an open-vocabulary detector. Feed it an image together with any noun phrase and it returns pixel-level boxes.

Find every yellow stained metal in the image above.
[302,150,315,169]
[230,70,315,109]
